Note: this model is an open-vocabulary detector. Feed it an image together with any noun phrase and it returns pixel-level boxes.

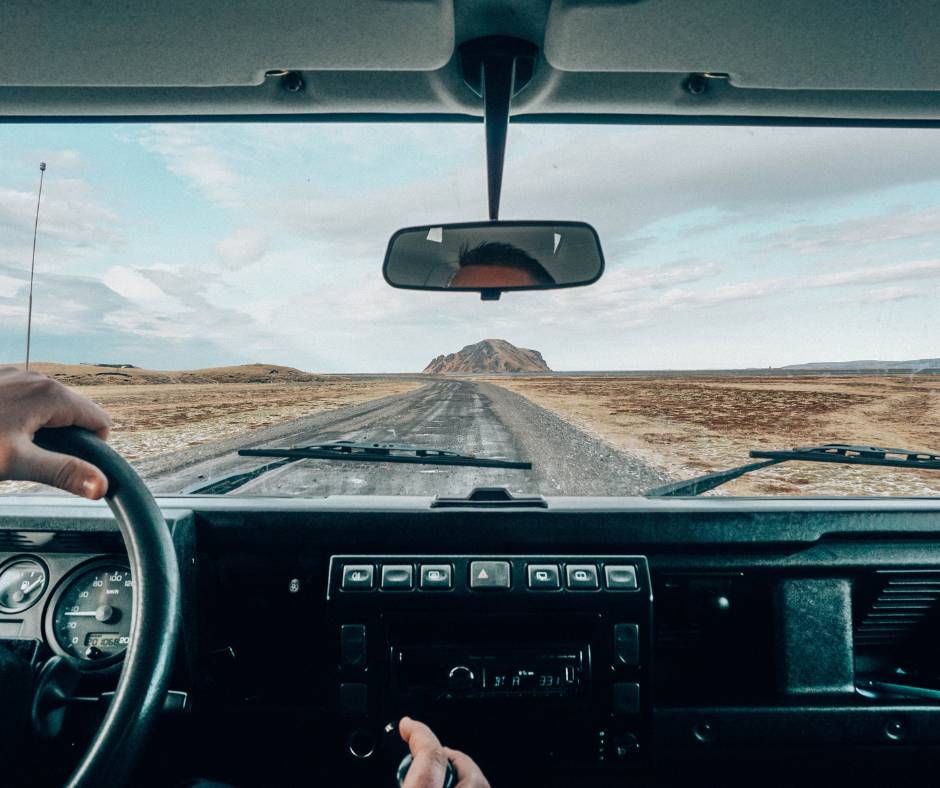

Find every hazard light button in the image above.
[469,560,511,590]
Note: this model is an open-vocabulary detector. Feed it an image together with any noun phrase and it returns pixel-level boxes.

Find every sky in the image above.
[0,121,938,372]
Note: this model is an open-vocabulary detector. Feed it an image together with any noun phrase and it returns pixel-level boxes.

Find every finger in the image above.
[400,717,449,788]
[443,748,490,788]
[39,385,112,438]
[9,442,108,499]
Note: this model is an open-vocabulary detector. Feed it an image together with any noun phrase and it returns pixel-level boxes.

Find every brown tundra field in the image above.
[1,363,938,497]
[489,373,940,496]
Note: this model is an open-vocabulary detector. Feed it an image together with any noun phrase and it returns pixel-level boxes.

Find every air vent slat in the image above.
[855,570,940,652]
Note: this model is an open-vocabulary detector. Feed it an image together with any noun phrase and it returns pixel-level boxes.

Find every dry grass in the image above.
[0,375,419,494]
[75,379,420,461]
[489,375,940,496]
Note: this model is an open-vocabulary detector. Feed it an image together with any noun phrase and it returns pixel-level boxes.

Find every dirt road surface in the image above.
[143,380,669,497]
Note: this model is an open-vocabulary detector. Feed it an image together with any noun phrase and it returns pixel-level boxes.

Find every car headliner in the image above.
[3,0,940,124]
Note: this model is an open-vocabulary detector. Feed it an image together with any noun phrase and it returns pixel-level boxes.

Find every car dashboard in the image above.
[2,494,940,787]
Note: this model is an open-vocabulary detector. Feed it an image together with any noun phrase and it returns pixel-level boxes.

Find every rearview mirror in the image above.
[383,221,604,300]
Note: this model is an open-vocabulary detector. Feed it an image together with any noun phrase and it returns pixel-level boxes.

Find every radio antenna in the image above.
[25,161,46,372]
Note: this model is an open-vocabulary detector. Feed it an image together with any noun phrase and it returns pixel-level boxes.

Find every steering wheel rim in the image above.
[35,427,181,788]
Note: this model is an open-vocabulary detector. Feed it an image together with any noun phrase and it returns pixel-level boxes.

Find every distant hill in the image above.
[6,362,321,385]
[780,358,940,371]
[423,339,551,374]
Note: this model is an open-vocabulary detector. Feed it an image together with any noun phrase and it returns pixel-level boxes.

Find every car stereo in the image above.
[326,555,652,785]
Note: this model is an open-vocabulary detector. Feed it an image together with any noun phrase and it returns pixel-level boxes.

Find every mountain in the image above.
[779,358,940,371]
[423,339,551,374]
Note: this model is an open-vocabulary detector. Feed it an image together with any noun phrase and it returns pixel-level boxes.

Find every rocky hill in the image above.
[423,339,551,374]
[780,357,940,371]
[7,362,321,386]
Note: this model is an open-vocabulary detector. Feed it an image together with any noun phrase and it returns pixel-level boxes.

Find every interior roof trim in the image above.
[6,113,940,128]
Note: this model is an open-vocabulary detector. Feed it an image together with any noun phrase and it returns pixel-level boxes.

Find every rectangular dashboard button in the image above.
[605,565,638,590]
[612,682,641,716]
[381,564,413,590]
[470,560,511,590]
[339,682,368,719]
[419,564,452,590]
[340,624,367,668]
[566,564,599,590]
[614,623,639,667]
[527,564,561,590]
[341,564,374,590]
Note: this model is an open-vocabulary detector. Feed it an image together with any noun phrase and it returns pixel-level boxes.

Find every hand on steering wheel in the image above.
[0,368,111,498]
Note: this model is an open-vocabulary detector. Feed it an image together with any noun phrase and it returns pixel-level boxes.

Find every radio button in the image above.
[448,665,476,691]
[340,624,367,668]
[612,682,641,716]
[419,564,453,590]
[605,564,639,590]
[381,564,414,590]
[527,564,561,590]
[339,682,368,719]
[470,561,511,590]
[341,564,374,590]
[566,564,599,590]
[613,623,640,667]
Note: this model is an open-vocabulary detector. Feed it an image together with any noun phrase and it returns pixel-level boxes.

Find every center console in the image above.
[326,555,652,785]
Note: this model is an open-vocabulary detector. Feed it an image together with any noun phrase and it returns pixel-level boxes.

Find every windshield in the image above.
[1,122,937,498]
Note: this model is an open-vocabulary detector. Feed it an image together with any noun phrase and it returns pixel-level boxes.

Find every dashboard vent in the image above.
[0,530,123,554]
[854,570,940,649]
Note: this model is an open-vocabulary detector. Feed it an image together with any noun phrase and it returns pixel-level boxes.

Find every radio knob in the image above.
[448,665,475,691]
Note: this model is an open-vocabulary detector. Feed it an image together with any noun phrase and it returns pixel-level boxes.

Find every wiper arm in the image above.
[646,443,940,497]
[187,441,532,495]
[238,441,533,470]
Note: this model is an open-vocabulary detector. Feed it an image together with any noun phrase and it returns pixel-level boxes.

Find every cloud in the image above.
[137,126,242,206]
[214,228,268,269]
[0,177,123,275]
[840,286,920,304]
[38,149,85,171]
[753,205,940,254]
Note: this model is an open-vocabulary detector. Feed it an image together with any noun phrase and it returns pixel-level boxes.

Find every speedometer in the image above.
[48,562,133,665]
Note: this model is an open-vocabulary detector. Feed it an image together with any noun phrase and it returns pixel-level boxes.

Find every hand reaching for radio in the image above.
[399,717,490,788]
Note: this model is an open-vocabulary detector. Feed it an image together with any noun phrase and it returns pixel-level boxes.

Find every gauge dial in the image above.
[0,558,47,612]
[51,563,133,663]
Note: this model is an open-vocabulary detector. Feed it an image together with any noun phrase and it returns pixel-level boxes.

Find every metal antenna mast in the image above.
[25,161,46,371]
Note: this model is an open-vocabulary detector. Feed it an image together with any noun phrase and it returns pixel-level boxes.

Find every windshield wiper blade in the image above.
[646,443,940,497]
[238,441,533,470]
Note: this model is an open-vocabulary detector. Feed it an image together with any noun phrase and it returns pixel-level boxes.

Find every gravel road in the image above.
[143,380,669,497]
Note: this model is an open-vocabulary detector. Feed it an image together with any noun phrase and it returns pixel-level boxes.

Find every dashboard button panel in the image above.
[327,555,652,777]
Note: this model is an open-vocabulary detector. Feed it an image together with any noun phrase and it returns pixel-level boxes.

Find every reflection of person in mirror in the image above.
[449,241,556,288]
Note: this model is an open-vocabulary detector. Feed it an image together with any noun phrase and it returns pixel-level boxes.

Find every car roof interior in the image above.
[4,0,940,122]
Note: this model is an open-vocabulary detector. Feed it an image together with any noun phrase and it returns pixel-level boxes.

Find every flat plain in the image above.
[488,373,940,496]
[3,363,938,497]
[0,364,420,494]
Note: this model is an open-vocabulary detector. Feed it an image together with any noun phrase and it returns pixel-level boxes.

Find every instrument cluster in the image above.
[0,554,132,668]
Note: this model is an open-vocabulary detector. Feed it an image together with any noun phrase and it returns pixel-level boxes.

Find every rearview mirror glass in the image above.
[383,221,604,299]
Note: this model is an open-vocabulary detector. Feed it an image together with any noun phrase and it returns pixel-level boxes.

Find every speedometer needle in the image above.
[64,604,117,623]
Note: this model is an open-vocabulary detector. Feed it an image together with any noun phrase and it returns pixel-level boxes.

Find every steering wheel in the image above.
[33,427,181,788]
